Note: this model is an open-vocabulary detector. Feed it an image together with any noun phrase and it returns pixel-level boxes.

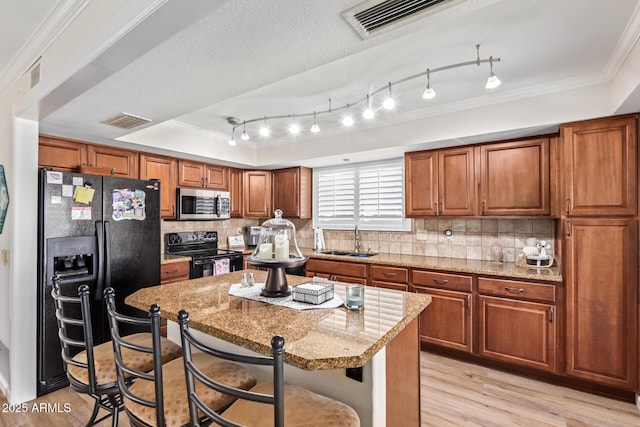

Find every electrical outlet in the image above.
[416,230,428,241]
[1,249,9,266]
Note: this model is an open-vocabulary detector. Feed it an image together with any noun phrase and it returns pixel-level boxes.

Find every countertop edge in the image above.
[302,250,562,283]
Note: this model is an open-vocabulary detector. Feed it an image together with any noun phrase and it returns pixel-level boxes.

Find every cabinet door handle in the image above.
[467,294,471,309]
[565,198,571,215]
[383,272,396,277]
[205,177,209,187]
[481,201,486,215]
[504,286,525,293]
[434,202,439,215]
[566,220,572,237]
[549,306,554,323]
[165,269,178,274]
[433,279,448,284]
[171,204,175,215]
[201,177,205,187]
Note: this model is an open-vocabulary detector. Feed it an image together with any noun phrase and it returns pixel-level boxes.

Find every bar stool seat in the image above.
[125,353,258,427]
[222,382,360,426]
[67,333,183,386]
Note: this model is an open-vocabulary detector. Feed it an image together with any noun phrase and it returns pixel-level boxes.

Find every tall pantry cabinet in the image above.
[560,114,638,391]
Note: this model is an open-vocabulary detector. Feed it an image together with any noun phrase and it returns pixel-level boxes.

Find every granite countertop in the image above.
[302,249,563,282]
[126,270,431,370]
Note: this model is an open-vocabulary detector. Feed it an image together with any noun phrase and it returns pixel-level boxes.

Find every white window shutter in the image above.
[314,159,410,231]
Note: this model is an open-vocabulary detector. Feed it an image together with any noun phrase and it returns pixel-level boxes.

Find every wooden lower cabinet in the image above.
[305,258,368,285]
[160,261,190,335]
[413,286,472,353]
[564,218,638,390]
[477,295,556,373]
[369,265,409,291]
[411,269,473,353]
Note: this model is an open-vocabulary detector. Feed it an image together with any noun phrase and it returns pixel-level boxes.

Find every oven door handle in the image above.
[193,259,214,266]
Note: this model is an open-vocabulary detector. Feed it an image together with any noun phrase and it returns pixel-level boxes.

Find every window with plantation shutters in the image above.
[314,159,410,231]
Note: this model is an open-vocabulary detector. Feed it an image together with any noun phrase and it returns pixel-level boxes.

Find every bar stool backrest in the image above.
[51,278,99,394]
[177,309,286,427]
[104,287,165,426]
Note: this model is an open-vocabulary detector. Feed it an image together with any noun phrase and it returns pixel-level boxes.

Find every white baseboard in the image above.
[636,393,640,411]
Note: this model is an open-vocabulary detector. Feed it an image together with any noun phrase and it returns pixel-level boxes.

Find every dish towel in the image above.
[214,258,230,276]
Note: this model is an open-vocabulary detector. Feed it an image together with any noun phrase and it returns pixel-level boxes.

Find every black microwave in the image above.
[176,188,231,220]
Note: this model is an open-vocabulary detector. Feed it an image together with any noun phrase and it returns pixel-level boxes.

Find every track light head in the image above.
[485,57,502,89]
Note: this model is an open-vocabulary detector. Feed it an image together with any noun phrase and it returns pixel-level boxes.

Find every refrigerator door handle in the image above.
[95,221,105,300]
[104,221,112,295]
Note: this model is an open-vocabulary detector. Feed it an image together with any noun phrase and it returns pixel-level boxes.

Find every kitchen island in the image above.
[126,270,431,426]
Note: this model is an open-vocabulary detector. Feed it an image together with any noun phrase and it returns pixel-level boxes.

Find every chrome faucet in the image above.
[354,225,361,253]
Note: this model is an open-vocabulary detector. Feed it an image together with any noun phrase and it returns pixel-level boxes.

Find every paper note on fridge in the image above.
[73,186,95,204]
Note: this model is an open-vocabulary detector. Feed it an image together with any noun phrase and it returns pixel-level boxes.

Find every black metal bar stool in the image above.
[104,288,258,427]
[51,277,183,426]
[178,310,361,427]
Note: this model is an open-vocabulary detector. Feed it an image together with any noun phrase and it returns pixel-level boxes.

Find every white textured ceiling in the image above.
[28,0,640,167]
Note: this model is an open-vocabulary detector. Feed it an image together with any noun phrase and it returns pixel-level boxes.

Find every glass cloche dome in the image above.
[249,209,304,262]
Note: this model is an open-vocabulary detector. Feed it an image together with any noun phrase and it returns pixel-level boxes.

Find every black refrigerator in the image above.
[36,168,161,395]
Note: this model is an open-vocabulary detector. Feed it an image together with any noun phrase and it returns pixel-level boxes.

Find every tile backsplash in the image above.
[164,217,555,263]
[292,218,555,263]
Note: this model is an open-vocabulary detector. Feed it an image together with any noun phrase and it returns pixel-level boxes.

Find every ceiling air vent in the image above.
[343,0,461,39]
[101,113,151,129]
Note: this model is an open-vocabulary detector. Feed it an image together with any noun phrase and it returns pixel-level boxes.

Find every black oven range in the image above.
[165,231,243,278]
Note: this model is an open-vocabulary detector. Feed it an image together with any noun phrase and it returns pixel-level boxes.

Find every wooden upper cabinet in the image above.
[405,151,437,216]
[479,138,550,216]
[405,147,474,216]
[229,168,243,218]
[38,135,87,172]
[178,160,228,190]
[242,170,271,218]
[272,167,312,219]
[438,146,475,216]
[564,218,638,390]
[139,154,177,218]
[86,145,138,178]
[561,115,638,216]
[204,164,228,190]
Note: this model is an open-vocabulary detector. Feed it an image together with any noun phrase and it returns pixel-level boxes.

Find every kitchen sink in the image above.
[320,250,377,258]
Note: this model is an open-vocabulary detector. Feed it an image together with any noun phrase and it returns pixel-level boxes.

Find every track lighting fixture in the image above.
[240,121,250,140]
[485,56,501,89]
[343,104,354,126]
[382,82,395,110]
[422,69,436,99]
[259,117,270,136]
[225,45,501,143]
[362,94,374,119]
[227,127,236,146]
[289,115,300,135]
[310,111,320,133]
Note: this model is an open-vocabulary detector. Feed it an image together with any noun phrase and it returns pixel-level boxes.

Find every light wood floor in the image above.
[2,352,640,426]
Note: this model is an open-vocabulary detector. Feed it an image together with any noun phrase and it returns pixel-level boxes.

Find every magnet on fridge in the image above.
[62,185,73,197]
[73,186,95,204]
